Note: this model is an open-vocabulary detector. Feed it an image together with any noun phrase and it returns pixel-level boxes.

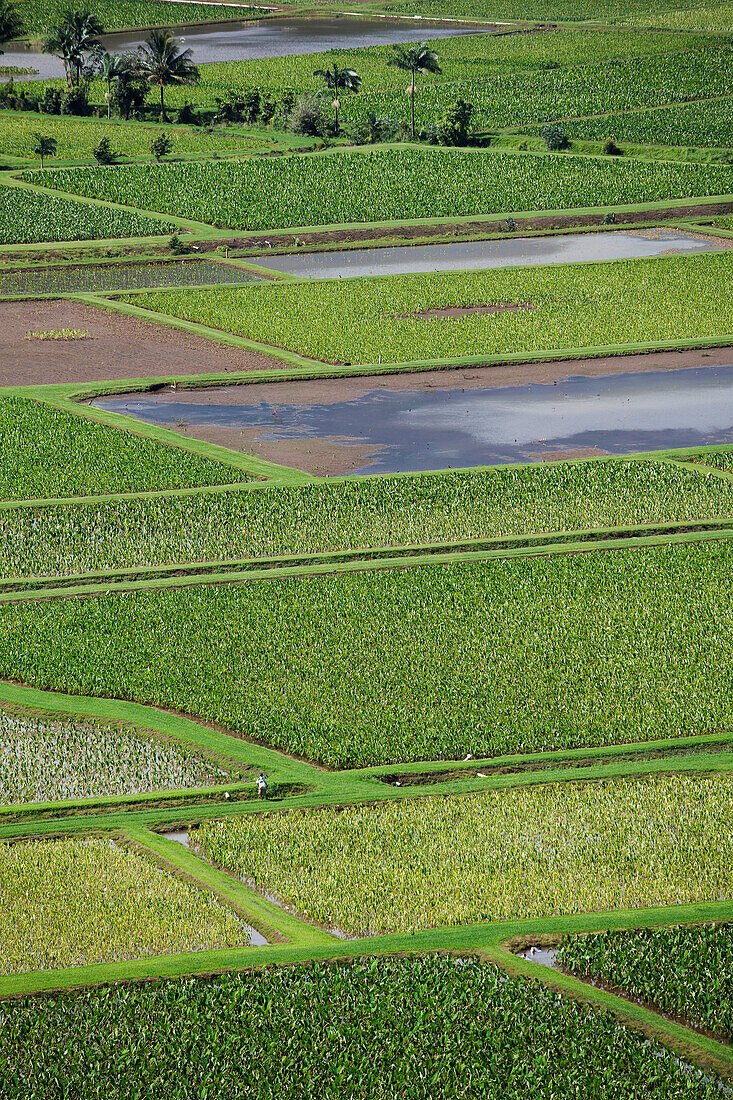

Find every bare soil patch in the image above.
[402,302,534,320]
[0,299,287,387]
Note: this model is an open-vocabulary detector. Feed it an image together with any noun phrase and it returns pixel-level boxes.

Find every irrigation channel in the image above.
[93,361,733,474]
[1,14,483,81]
[255,228,725,279]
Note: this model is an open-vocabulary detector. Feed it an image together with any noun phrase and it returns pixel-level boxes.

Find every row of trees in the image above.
[38,8,200,121]
[313,43,441,139]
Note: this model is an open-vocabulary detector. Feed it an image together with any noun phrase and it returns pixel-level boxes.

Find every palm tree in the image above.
[32,133,57,168]
[312,62,361,132]
[99,51,126,119]
[0,0,23,53]
[387,42,441,140]
[42,8,104,87]
[136,29,200,123]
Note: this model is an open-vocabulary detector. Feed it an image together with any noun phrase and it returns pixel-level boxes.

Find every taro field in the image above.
[3,7,733,1094]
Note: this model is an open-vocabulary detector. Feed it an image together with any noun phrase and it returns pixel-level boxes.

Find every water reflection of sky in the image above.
[95,363,733,474]
[257,230,719,280]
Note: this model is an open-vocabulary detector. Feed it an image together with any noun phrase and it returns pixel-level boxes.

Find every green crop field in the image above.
[373,0,733,27]
[0,184,174,243]
[547,97,733,150]
[0,956,718,1099]
[128,250,733,365]
[0,113,275,163]
[3,540,733,765]
[0,706,235,804]
[4,460,733,579]
[0,396,244,500]
[558,923,733,1038]
[195,775,733,934]
[685,449,733,470]
[0,835,250,974]
[30,149,733,232]
[15,0,258,36]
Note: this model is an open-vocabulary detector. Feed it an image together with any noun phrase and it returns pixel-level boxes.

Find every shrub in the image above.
[150,133,173,162]
[288,94,327,137]
[92,136,117,165]
[39,87,62,115]
[602,136,622,155]
[541,124,568,150]
[436,97,474,146]
[60,87,90,117]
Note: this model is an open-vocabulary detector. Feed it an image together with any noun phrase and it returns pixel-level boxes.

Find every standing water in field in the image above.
[94,362,733,475]
[255,229,724,280]
[1,16,481,80]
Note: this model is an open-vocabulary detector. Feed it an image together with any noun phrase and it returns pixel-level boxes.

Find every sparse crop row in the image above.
[5,460,733,578]
[0,258,256,297]
[15,0,256,35]
[128,250,733,364]
[31,148,733,234]
[195,776,733,935]
[0,396,243,500]
[0,184,173,244]
[557,923,733,1039]
[2,541,733,765]
[548,97,733,149]
[0,707,234,805]
[0,955,719,1099]
[0,836,249,975]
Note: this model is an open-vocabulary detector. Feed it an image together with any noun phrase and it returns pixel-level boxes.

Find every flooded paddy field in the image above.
[93,354,733,475]
[0,258,262,297]
[258,229,727,280]
[2,15,482,80]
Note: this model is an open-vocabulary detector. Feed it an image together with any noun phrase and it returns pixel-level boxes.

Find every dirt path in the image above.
[0,299,288,388]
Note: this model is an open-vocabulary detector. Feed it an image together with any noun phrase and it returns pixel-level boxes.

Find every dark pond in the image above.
[0,258,261,297]
[3,15,481,80]
[94,362,733,474]
[258,229,723,280]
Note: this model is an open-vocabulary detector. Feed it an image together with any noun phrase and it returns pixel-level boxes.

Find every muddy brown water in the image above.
[256,229,726,280]
[93,361,733,475]
[2,15,482,80]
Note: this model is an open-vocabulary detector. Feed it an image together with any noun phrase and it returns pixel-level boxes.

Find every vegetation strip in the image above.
[5,518,733,593]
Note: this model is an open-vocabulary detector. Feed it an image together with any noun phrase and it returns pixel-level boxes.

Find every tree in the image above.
[150,133,173,161]
[312,62,361,132]
[42,8,104,88]
[0,0,23,52]
[99,51,126,119]
[436,97,473,146]
[387,42,441,140]
[136,29,199,123]
[92,135,116,164]
[32,133,57,167]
